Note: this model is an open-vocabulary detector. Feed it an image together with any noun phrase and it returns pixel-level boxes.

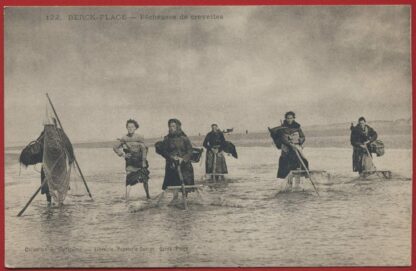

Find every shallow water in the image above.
[5,147,412,267]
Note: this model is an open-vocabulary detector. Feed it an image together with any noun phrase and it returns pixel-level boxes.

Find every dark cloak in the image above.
[350,124,378,173]
[273,120,309,178]
[155,121,195,190]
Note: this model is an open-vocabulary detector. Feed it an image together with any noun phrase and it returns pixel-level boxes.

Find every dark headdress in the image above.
[168,118,181,127]
[168,118,186,136]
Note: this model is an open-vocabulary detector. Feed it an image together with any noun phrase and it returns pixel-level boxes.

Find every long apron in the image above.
[205,148,228,174]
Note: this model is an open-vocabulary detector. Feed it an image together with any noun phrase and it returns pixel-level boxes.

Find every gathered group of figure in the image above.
[109,111,383,200]
[270,112,383,181]
[269,111,384,181]
[20,111,384,205]
[112,118,238,200]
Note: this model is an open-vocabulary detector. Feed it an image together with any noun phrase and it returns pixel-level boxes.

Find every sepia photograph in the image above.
[4,5,412,268]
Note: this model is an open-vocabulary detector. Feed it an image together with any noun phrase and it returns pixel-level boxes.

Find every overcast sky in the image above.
[5,6,411,145]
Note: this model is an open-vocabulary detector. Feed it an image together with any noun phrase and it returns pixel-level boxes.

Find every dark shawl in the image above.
[269,120,305,150]
[203,131,226,151]
[203,131,238,158]
[350,124,378,147]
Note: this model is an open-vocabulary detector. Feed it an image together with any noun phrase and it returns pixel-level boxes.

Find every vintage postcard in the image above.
[4,5,412,268]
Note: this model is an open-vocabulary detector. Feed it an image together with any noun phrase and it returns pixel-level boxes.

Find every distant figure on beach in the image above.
[203,124,228,181]
[270,111,308,179]
[350,117,378,177]
[113,119,150,199]
[155,119,195,195]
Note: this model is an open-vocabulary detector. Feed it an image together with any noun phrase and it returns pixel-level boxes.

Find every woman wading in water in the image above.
[113,119,150,200]
[156,119,195,199]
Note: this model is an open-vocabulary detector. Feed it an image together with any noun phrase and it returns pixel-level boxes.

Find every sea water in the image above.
[4,147,412,267]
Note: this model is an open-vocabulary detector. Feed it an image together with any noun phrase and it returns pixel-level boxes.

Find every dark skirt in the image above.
[162,161,194,190]
[352,147,375,173]
[126,168,150,186]
[205,150,228,174]
[277,149,309,178]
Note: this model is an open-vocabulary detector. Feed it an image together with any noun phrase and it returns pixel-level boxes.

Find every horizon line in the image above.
[5,117,411,148]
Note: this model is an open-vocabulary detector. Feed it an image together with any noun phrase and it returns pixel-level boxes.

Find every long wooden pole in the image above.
[46,93,93,200]
[17,179,47,217]
[212,149,217,181]
[292,146,320,197]
[176,162,188,210]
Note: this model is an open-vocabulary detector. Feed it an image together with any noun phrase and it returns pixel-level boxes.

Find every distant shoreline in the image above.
[5,145,411,170]
[5,134,411,151]
[6,119,411,151]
